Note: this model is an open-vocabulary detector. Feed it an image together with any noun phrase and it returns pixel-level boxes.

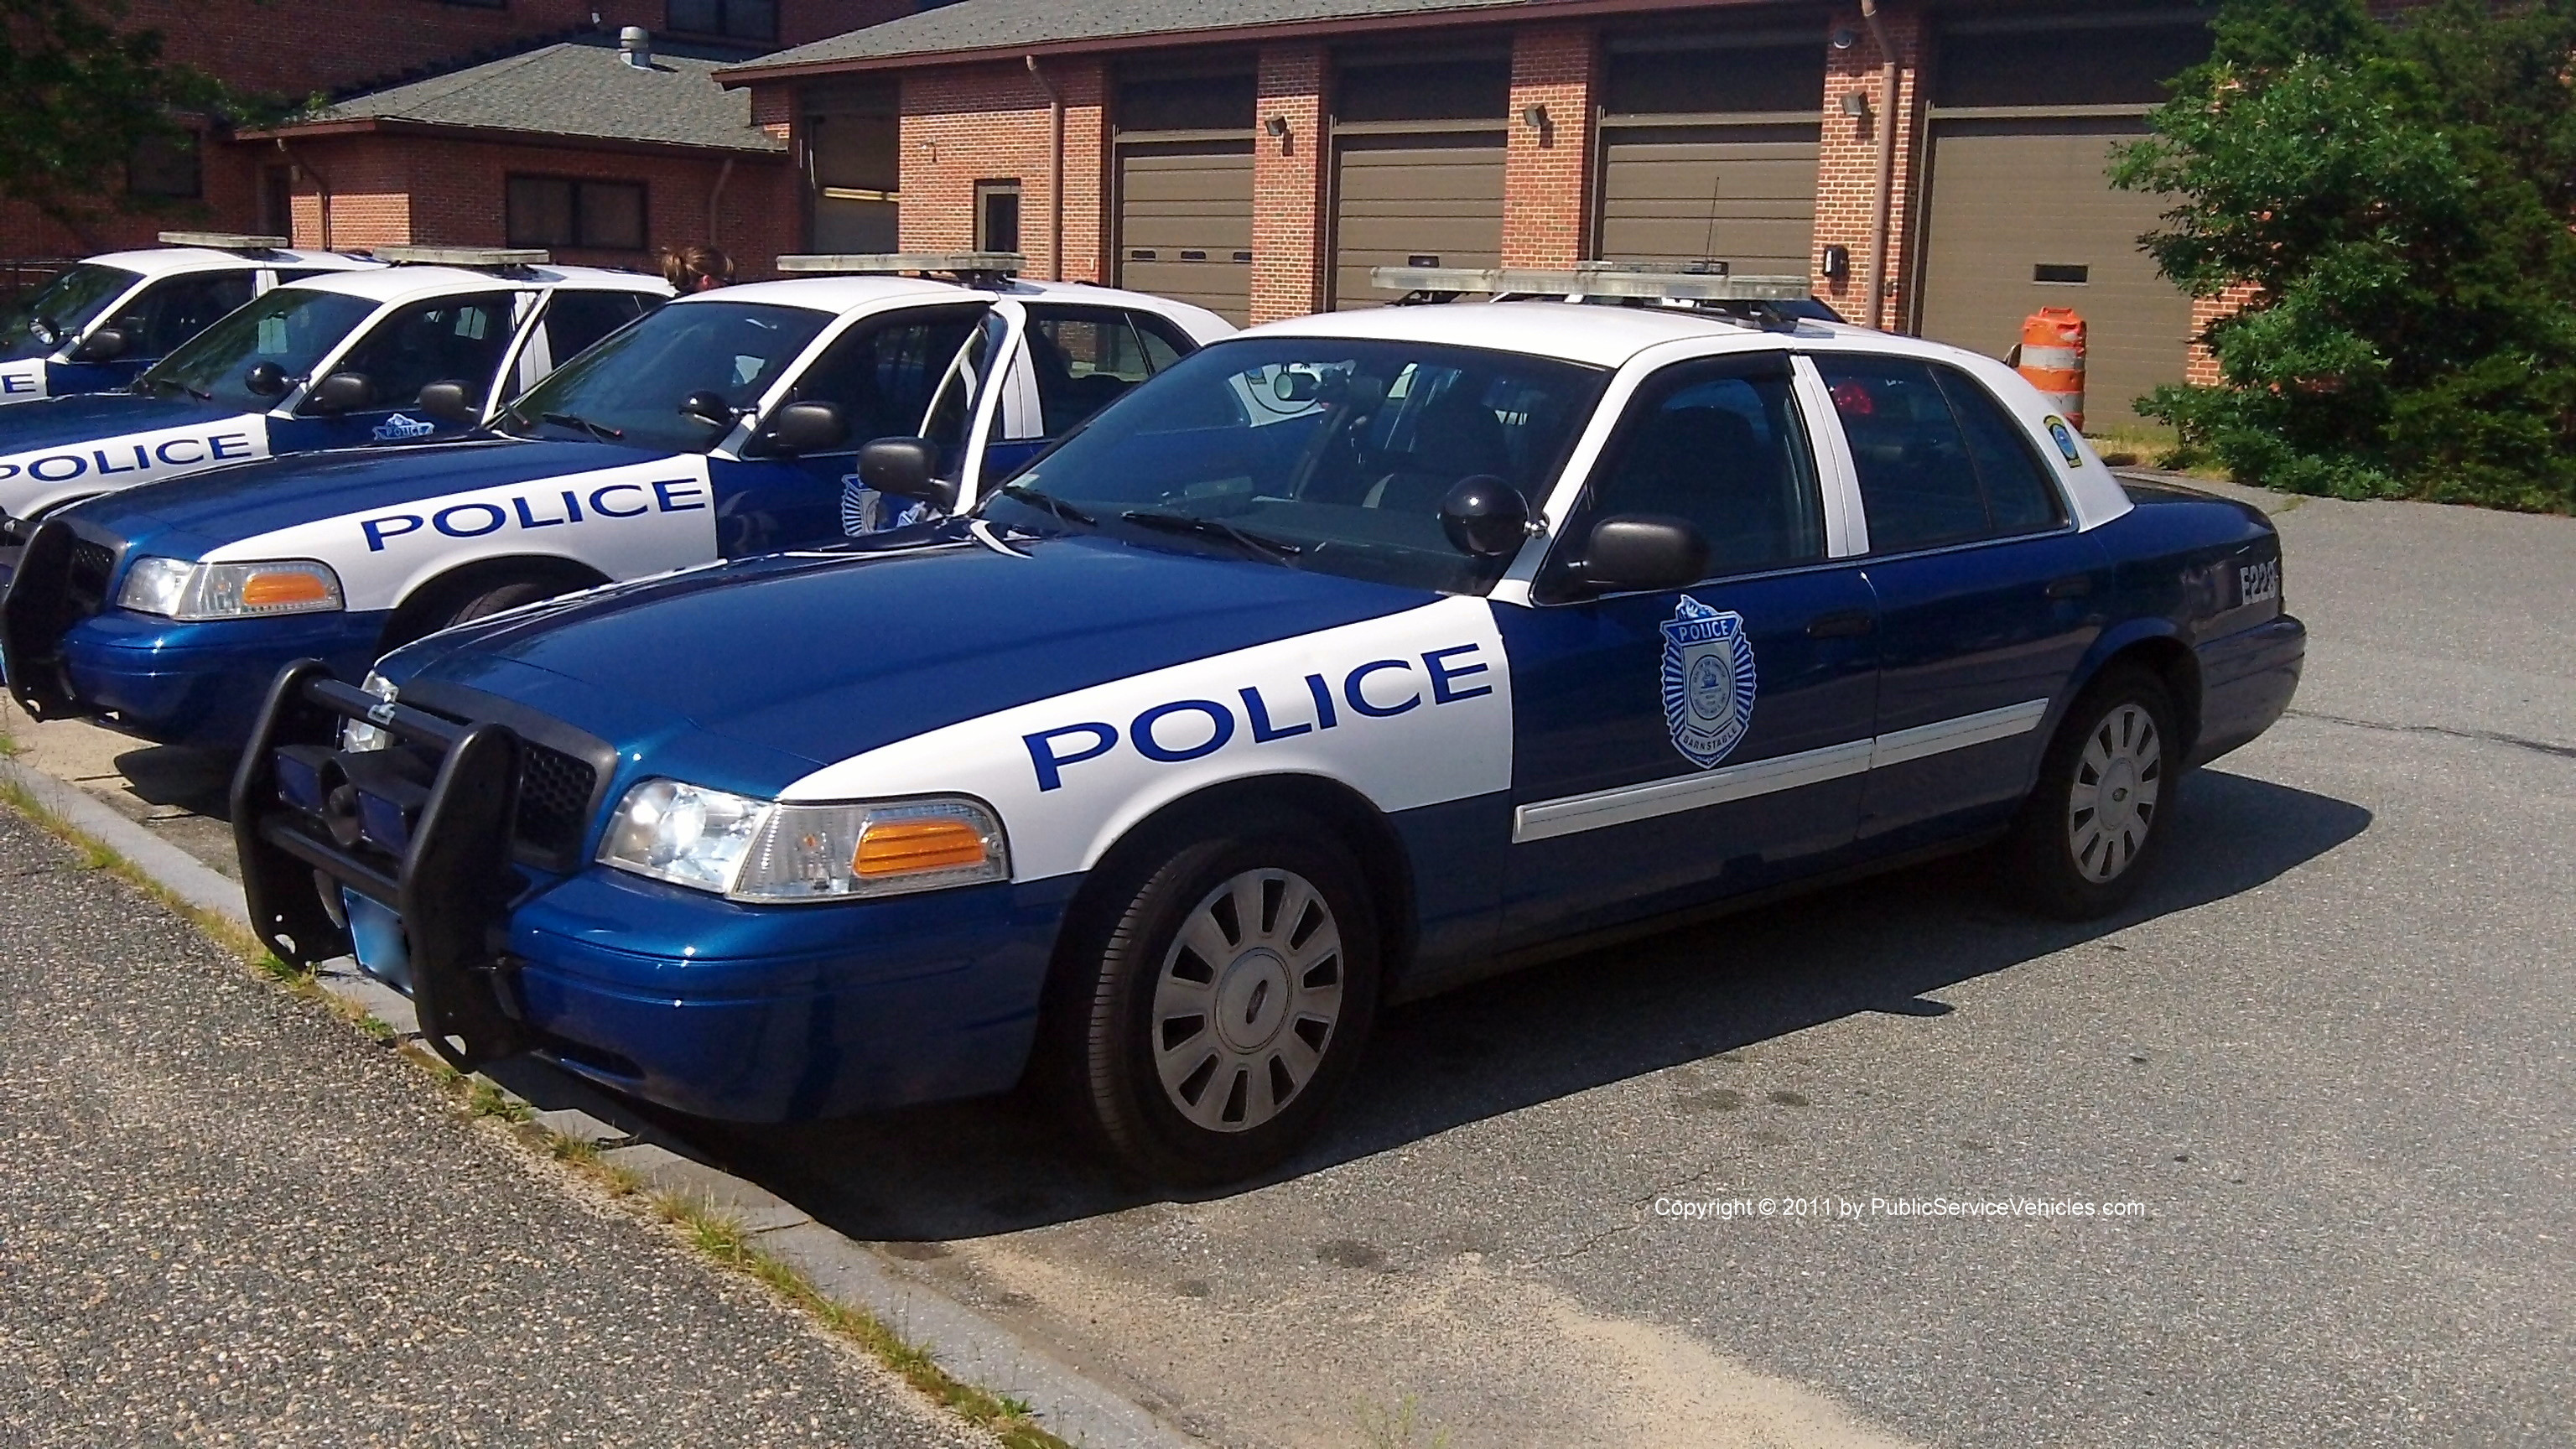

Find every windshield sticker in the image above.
[371,413,439,442]
[1662,596,1758,770]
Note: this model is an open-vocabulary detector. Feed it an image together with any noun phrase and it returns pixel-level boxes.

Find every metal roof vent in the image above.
[619,26,652,69]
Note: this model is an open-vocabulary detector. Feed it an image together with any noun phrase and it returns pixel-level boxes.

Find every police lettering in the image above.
[1,372,37,396]
[358,477,701,552]
[1024,645,1490,792]
[0,429,256,486]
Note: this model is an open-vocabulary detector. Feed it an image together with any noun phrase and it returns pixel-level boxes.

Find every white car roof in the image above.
[700,274,1234,342]
[1240,300,2012,372]
[80,246,379,279]
[289,262,674,306]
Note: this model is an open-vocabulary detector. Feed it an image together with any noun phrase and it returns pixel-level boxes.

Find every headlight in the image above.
[115,557,343,621]
[598,779,1009,902]
[340,672,397,753]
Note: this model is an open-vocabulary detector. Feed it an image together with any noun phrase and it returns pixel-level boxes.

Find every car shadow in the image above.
[609,767,2374,1244]
[111,743,233,818]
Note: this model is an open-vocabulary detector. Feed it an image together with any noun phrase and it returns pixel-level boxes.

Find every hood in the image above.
[65,437,648,558]
[387,528,1440,786]
[0,392,241,458]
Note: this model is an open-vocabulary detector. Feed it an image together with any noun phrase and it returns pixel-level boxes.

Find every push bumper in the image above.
[2190,612,2306,766]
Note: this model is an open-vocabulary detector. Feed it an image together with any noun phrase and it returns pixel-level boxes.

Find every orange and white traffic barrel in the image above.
[2017,307,2087,430]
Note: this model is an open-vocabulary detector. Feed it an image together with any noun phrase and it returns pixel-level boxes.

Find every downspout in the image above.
[273,137,334,250]
[708,155,736,247]
[1026,55,1065,280]
[1860,0,1900,331]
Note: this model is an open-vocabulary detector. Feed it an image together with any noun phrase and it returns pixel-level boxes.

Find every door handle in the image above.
[1806,608,1874,639]
[2044,574,2095,600]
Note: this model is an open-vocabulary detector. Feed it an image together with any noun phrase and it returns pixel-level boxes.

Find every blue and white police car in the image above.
[0,256,1230,748]
[0,247,670,538]
[0,233,377,405]
[232,267,2306,1184]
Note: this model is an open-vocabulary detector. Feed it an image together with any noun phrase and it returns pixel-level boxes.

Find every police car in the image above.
[0,256,1231,748]
[232,267,2306,1184]
[0,234,378,406]
[0,247,670,538]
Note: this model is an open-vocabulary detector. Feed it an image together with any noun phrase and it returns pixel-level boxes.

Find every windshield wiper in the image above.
[542,411,624,442]
[144,376,210,401]
[1119,509,1303,562]
[997,483,1096,527]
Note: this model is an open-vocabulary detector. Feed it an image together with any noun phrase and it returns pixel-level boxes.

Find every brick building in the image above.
[720,0,2229,426]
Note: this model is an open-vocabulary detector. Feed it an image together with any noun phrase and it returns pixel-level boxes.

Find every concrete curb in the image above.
[0,753,1199,1449]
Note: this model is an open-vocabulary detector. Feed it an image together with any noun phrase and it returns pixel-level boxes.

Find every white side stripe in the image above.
[1512,698,2051,844]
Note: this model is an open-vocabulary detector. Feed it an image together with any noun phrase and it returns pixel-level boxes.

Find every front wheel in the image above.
[2002,667,2180,920]
[1047,815,1380,1184]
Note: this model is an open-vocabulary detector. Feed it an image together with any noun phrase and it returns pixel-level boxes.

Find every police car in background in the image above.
[0,247,669,539]
[1,254,1230,749]
[235,267,2305,1184]
[0,234,377,405]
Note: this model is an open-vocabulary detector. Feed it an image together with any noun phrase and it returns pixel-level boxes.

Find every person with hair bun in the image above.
[658,244,735,293]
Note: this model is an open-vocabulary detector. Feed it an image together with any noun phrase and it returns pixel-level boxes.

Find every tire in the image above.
[1047,813,1380,1185]
[2002,666,2181,920]
[382,574,575,653]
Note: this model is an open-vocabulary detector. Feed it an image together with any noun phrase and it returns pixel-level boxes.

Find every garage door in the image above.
[1116,141,1254,325]
[1598,124,1820,277]
[1915,117,2193,429]
[1331,132,1505,309]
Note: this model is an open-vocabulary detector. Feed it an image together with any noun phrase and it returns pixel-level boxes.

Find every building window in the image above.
[975,180,1021,256]
[506,176,648,252]
[127,132,202,200]
[666,0,776,41]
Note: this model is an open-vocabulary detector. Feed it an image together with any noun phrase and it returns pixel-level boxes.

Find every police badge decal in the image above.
[1661,595,1758,769]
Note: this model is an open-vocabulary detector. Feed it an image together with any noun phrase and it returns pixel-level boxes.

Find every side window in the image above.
[784,304,984,449]
[1932,365,2067,534]
[1023,305,1162,437]
[1815,354,2066,553]
[1127,310,1194,374]
[325,293,516,410]
[543,291,652,366]
[113,272,257,358]
[1570,356,1825,579]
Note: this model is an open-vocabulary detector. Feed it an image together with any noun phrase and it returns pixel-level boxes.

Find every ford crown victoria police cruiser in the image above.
[233,272,2306,1184]
[0,234,377,406]
[0,249,669,538]
[0,261,1229,749]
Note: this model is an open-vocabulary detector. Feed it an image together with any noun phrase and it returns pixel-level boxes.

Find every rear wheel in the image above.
[2003,666,2179,919]
[1048,814,1379,1184]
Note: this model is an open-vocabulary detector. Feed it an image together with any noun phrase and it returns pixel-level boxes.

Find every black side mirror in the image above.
[679,390,737,430]
[70,327,128,364]
[856,436,957,512]
[1566,514,1709,596]
[416,381,479,426]
[761,400,849,455]
[243,361,290,398]
[307,371,373,415]
[1438,475,1530,558]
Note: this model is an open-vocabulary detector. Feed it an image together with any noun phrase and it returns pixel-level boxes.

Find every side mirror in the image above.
[307,371,373,415]
[1566,514,1709,596]
[761,400,849,455]
[856,436,957,512]
[243,361,290,398]
[416,381,479,426]
[70,327,128,365]
[679,390,737,431]
[1438,475,1530,558]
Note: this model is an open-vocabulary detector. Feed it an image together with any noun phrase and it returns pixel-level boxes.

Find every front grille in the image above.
[65,541,117,613]
[515,744,598,861]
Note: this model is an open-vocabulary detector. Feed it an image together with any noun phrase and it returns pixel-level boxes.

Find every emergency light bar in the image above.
[1373,263,1813,302]
[777,252,1023,279]
[158,231,288,253]
[372,246,551,269]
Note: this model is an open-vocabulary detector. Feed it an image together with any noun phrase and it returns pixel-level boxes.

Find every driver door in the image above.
[272,292,523,452]
[838,299,1030,534]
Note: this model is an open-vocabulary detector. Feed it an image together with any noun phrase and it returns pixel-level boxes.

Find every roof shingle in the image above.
[305,38,784,153]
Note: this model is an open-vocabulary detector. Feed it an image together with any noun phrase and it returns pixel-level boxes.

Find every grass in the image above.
[1356,1395,1453,1449]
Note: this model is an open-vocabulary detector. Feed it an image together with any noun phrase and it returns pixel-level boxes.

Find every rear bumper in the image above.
[2190,613,2305,766]
[57,608,388,749]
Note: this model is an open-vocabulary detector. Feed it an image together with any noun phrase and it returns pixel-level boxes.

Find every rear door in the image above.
[1498,351,1880,946]
[984,303,1203,480]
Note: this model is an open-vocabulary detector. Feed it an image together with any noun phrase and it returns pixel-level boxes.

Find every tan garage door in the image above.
[1117,141,1254,325]
[1598,123,1820,278]
[1915,117,2191,429]
[1331,132,1505,309]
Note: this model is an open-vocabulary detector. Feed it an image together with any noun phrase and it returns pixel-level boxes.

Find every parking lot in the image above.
[5,478,2569,1447]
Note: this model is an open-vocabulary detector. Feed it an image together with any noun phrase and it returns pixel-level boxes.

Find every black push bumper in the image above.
[231,659,535,1069]
[1,518,88,716]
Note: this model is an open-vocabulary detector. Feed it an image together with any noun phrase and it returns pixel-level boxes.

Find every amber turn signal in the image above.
[853,818,990,877]
[240,569,335,608]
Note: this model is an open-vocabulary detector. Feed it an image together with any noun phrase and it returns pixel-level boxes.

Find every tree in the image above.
[0,0,235,252]
[2113,0,2576,512]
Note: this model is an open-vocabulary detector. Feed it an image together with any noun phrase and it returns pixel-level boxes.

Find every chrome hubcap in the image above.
[2068,702,2163,883]
[1151,869,1344,1134]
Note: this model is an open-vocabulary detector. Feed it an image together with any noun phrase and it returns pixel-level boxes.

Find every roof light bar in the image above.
[158,231,289,253]
[1372,263,1812,302]
[776,252,1023,278]
[372,246,551,268]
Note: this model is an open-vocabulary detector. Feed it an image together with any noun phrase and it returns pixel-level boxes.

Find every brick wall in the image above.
[1249,44,1327,324]
[1812,4,1925,330]
[1500,26,1597,270]
[896,60,1108,283]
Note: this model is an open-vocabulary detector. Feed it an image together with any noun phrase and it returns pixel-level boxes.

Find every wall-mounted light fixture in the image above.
[1521,103,1550,129]
[1820,243,1852,280]
[1840,91,1873,118]
[1265,115,1290,138]
[1831,25,1860,50]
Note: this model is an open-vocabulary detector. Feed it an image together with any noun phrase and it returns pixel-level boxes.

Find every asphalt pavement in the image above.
[0,806,986,1449]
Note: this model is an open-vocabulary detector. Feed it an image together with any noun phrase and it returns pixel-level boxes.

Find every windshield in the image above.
[140,286,377,409]
[0,263,140,361]
[987,337,1609,594]
[496,300,833,451]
